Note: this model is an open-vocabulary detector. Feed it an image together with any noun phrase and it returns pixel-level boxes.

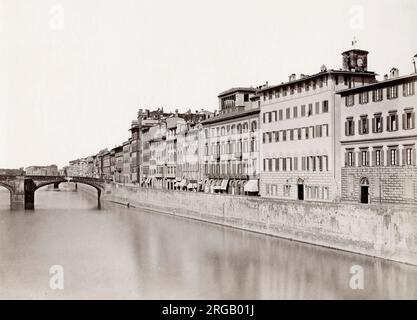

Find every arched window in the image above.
[231,124,236,134]
[221,126,225,136]
[237,124,242,134]
[251,121,257,132]
[243,122,249,133]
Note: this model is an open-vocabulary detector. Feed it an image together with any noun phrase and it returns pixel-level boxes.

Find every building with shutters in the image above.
[338,71,417,204]
[258,49,377,202]
[200,87,261,196]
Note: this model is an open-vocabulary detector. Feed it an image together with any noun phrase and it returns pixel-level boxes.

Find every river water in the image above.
[0,185,416,299]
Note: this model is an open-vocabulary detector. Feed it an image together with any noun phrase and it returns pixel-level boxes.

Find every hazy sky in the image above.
[0,0,416,168]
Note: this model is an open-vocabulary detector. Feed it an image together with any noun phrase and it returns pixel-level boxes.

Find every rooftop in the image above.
[337,73,417,96]
[218,87,257,97]
[257,69,377,93]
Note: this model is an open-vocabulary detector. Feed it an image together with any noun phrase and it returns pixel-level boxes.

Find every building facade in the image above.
[338,71,417,204]
[200,88,261,195]
[259,49,376,202]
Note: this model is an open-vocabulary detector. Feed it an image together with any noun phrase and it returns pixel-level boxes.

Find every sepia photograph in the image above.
[0,0,416,310]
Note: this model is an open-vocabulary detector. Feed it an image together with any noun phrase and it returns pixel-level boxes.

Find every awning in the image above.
[244,179,259,192]
[213,180,222,190]
[220,179,229,190]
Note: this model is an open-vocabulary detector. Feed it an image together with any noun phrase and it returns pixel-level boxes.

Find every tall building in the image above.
[338,70,417,204]
[259,49,376,202]
[200,87,261,195]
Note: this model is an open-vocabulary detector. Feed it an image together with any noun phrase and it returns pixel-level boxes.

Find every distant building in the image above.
[338,71,417,204]
[26,165,58,176]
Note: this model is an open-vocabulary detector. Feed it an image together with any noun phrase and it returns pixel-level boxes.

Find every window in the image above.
[359,92,369,104]
[359,115,369,135]
[274,131,279,142]
[244,93,249,102]
[286,108,291,119]
[282,130,287,142]
[279,110,283,120]
[404,147,414,166]
[387,86,398,99]
[301,105,306,117]
[372,113,383,133]
[289,129,294,141]
[372,89,383,102]
[308,104,313,116]
[293,106,298,118]
[387,111,399,132]
[315,125,322,138]
[315,102,320,114]
[403,81,415,97]
[297,128,302,140]
[323,124,329,136]
[267,113,272,123]
[251,121,257,132]
[273,111,277,122]
[345,117,355,136]
[403,109,415,130]
[322,100,329,113]
[346,95,355,107]
[388,147,398,166]
[374,148,382,166]
[360,149,369,166]
[274,158,279,171]
[346,150,354,167]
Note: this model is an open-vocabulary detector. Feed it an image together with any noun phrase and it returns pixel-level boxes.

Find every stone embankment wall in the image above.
[79,183,417,265]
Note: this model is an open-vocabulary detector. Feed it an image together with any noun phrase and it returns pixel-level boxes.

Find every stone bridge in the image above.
[0,175,106,209]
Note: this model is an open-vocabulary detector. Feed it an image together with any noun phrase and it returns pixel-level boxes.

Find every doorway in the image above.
[297,179,304,200]
[360,177,369,204]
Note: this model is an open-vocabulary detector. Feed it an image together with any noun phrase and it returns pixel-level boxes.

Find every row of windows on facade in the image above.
[164,163,200,175]
[264,183,330,200]
[263,155,329,172]
[205,139,258,156]
[203,161,258,176]
[345,81,415,106]
[345,109,415,136]
[263,124,329,144]
[262,75,334,101]
[262,100,329,124]
[345,145,415,167]
[204,121,258,138]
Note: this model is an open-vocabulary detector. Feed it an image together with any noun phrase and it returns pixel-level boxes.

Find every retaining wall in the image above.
[80,183,417,265]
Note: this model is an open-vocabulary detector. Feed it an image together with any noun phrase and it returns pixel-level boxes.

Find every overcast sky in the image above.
[0,0,416,169]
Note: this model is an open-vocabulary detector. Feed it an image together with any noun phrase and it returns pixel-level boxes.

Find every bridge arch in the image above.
[0,181,15,194]
[29,178,104,209]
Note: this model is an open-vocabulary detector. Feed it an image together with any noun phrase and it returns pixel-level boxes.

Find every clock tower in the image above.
[342,49,369,72]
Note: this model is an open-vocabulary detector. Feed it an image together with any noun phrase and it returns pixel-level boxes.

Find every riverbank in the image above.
[79,183,417,266]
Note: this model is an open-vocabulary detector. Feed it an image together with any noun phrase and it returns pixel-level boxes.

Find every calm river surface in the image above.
[0,185,416,299]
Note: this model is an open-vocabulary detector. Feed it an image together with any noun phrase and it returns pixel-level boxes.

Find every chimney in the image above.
[390,68,399,78]
[384,74,388,80]
[289,74,296,82]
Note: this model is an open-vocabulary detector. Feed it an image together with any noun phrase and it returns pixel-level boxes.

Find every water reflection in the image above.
[0,187,416,299]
